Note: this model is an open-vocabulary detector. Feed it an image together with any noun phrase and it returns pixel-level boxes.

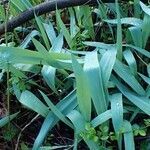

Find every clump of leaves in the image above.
[0,1,150,150]
[80,123,99,143]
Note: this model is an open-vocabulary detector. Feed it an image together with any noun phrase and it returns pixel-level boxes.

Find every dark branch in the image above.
[0,0,148,35]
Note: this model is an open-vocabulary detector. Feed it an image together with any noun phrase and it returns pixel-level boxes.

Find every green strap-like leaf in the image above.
[140,1,150,16]
[134,0,140,18]
[91,110,112,128]
[72,55,91,121]
[142,14,150,48]
[32,38,48,55]
[35,16,50,50]
[123,49,137,76]
[43,22,56,44]
[112,75,150,115]
[84,51,107,114]
[125,44,150,58]
[33,90,77,149]
[83,41,114,49]
[114,59,145,95]
[20,30,39,49]
[20,91,49,117]
[104,17,143,27]
[41,65,57,93]
[123,120,135,150]
[0,46,73,70]
[128,26,142,48]
[116,0,122,60]
[138,73,150,85]
[81,6,95,39]
[56,9,73,49]
[110,93,123,133]
[100,47,117,87]
[0,112,19,128]
[39,90,73,128]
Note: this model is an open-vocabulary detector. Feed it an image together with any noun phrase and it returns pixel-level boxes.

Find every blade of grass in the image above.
[128,26,142,48]
[125,44,150,58]
[83,41,114,49]
[134,0,140,18]
[72,55,91,121]
[35,16,50,50]
[41,33,63,93]
[123,49,137,76]
[0,46,73,70]
[112,75,150,115]
[91,110,112,128]
[50,33,63,52]
[84,51,107,114]
[81,6,95,39]
[116,0,122,60]
[140,1,150,16]
[33,90,77,149]
[10,0,30,12]
[140,2,150,48]
[19,90,49,117]
[123,120,135,150]
[110,93,123,149]
[43,22,56,44]
[104,17,143,27]
[39,90,73,128]
[20,30,39,49]
[114,59,145,95]
[32,38,48,55]
[56,9,73,49]
[0,112,19,128]
[138,73,150,85]
[100,47,117,87]
[142,14,150,48]
[110,93,123,133]
[68,8,77,38]
[41,65,57,93]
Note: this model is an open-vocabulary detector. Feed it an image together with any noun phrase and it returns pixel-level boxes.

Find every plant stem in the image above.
[4,1,8,46]
[5,2,14,148]
[6,64,10,117]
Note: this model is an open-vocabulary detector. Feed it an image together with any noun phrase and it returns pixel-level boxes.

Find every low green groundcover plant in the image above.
[0,0,150,149]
